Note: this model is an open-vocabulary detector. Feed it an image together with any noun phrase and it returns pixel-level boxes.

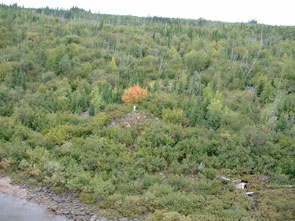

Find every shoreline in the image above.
[0,175,136,221]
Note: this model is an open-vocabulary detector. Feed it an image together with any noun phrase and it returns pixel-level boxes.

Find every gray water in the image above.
[0,193,68,221]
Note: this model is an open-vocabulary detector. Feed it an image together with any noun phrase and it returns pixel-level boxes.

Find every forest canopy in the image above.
[0,4,295,220]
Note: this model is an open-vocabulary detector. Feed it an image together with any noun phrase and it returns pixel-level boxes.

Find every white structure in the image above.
[235,182,247,189]
[133,105,136,112]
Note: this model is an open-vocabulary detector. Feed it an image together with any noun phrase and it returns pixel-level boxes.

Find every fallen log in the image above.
[267,185,295,189]
[216,176,231,182]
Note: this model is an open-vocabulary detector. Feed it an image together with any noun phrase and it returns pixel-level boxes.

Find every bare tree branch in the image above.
[270,65,285,134]
[245,28,264,87]
[188,70,200,106]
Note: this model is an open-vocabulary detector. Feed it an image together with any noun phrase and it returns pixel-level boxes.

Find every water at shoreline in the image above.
[0,192,68,221]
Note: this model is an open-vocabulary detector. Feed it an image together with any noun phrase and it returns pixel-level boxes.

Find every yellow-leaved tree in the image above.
[122,84,148,104]
[110,56,117,69]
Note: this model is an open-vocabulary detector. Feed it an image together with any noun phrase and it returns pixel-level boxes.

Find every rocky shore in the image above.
[0,175,139,221]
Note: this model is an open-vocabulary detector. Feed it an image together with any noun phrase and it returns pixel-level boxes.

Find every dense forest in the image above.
[1,4,295,220]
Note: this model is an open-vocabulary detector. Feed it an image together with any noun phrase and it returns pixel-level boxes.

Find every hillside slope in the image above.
[0,4,295,220]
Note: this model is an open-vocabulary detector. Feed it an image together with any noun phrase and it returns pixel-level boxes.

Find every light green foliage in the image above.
[0,62,13,82]
[146,210,191,221]
[185,49,211,71]
[90,87,105,114]
[206,91,226,129]
[200,84,229,129]
[46,47,66,74]
[46,125,71,145]
[162,108,187,125]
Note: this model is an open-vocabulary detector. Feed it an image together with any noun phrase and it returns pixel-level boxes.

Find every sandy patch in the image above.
[0,176,27,198]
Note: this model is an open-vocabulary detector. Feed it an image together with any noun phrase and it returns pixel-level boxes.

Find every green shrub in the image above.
[202,168,217,180]
[146,210,191,221]
[101,125,133,146]
[162,108,188,125]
